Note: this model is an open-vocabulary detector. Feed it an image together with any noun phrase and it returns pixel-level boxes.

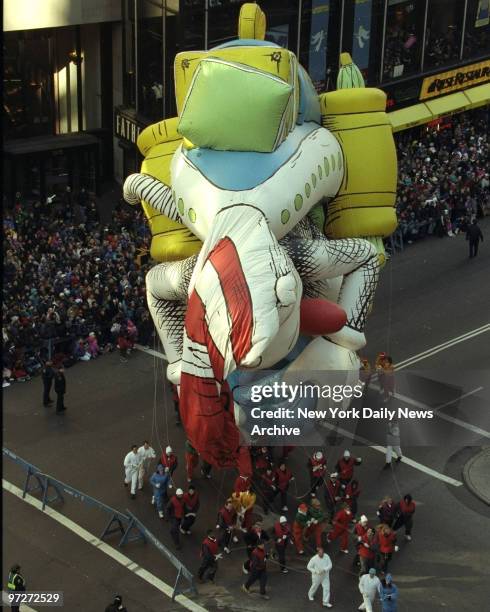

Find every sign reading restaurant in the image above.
[114,108,144,144]
[419,59,490,100]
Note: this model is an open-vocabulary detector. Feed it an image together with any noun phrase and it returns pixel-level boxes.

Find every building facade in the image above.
[3,0,489,195]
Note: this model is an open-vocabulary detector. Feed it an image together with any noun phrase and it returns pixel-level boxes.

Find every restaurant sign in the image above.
[419,59,490,100]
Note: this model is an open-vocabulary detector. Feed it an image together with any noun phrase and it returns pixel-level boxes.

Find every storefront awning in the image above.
[389,104,433,132]
[464,83,490,109]
[388,83,490,132]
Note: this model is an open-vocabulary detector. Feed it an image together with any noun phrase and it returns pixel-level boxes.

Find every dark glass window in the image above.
[3,31,54,139]
[424,0,465,69]
[138,0,164,122]
[382,0,425,82]
[463,0,490,59]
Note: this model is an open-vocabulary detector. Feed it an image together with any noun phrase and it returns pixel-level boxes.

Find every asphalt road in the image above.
[3,218,490,612]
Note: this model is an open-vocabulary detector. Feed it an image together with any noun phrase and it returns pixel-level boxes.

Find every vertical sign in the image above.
[352,0,372,70]
[308,0,330,91]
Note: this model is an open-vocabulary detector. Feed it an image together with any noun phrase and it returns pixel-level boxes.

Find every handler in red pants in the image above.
[326,503,353,553]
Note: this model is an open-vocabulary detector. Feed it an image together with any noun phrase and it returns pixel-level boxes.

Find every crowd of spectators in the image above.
[3,191,155,387]
[393,108,489,246]
[3,109,489,386]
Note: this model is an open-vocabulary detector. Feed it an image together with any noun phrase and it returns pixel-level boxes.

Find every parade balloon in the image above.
[123,3,398,472]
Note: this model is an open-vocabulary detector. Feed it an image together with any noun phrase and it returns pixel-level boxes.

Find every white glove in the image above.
[168,484,173,489]
[156,484,161,489]
[215,553,223,560]
[282,535,287,540]
[394,545,399,552]
[216,524,220,529]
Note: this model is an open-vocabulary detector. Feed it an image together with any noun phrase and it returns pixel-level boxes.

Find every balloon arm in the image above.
[123,173,181,222]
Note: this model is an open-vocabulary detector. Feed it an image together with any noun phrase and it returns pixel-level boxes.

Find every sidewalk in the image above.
[463,447,490,505]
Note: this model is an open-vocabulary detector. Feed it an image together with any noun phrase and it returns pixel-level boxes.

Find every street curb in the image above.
[462,447,490,506]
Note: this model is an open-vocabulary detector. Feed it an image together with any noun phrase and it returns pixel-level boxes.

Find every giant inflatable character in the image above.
[123,4,397,476]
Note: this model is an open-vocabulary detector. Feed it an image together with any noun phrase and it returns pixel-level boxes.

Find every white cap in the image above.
[360,515,368,524]
[344,450,351,458]
[166,446,172,454]
[176,488,183,495]
[279,516,288,524]
[315,451,323,460]
[330,472,338,479]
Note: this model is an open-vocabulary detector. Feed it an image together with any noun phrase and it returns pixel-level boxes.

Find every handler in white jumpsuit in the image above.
[307,547,333,608]
[137,441,156,489]
[358,567,381,612]
[124,445,143,497]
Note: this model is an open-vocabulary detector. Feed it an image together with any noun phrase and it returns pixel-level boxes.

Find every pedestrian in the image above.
[167,488,185,549]
[181,484,200,534]
[254,446,273,472]
[384,420,402,468]
[243,521,270,573]
[104,594,128,612]
[358,528,376,576]
[242,542,270,600]
[273,515,292,574]
[358,567,381,612]
[309,450,327,497]
[335,449,362,490]
[149,464,170,518]
[466,218,484,258]
[41,360,55,406]
[343,478,361,517]
[393,494,416,541]
[198,530,222,583]
[326,502,353,554]
[161,445,178,481]
[359,358,372,394]
[380,357,395,400]
[258,467,278,514]
[216,498,237,553]
[305,498,328,548]
[184,440,199,483]
[292,503,310,555]
[7,563,26,612]
[376,524,398,573]
[123,445,143,499]
[324,472,342,520]
[377,497,396,526]
[378,573,398,611]
[353,515,370,570]
[274,461,294,511]
[54,367,66,413]
[307,547,333,608]
[137,440,156,490]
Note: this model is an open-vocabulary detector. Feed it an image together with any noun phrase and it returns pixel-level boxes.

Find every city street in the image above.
[3,218,490,611]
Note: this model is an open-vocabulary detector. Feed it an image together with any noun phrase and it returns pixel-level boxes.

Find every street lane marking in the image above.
[434,387,484,410]
[395,390,490,440]
[2,480,207,612]
[395,324,490,370]
[135,343,167,360]
[319,422,463,487]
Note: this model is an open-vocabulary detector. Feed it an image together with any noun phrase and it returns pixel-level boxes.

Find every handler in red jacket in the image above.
[273,516,291,574]
[161,446,178,480]
[324,472,342,520]
[393,493,416,541]
[242,543,270,600]
[353,514,369,569]
[309,451,327,497]
[233,474,251,494]
[358,527,376,576]
[343,478,361,517]
[166,488,185,549]
[198,530,221,583]
[335,449,362,490]
[376,524,398,573]
[181,484,200,534]
[274,462,294,511]
[184,440,199,482]
[326,503,353,553]
[216,499,237,553]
